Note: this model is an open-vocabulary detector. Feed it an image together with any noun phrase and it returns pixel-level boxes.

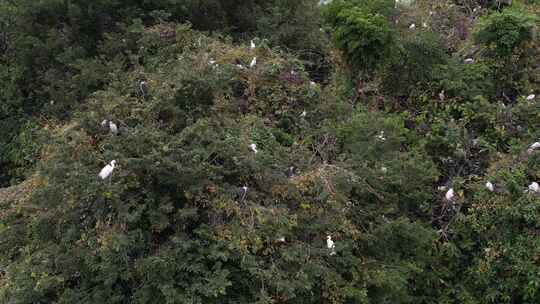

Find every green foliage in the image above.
[323,0,396,74]
[475,8,537,57]
[2,0,540,303]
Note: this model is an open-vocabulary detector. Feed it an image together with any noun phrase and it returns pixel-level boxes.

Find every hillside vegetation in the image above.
[1,0,540,303]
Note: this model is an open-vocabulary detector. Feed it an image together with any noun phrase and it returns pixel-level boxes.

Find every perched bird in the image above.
[409,23,416,29]
[98,160,116,181]
[526,94,535,101]
[300,110,307,117]
[327,235,336,255]
[527,142,540,154]
[108,121,118,135]
[277,236,286,243]
[422,22,428,28]
[139,80,148,97]
[376,131,386,142]
[250,57,257,68]
[439,90,445,102]
[240,186,248,202]
[445,188,455,201]
[437,185,447,192]
[310,81,317,87]
[236,64,245,70]
[485,181,494,192]
[464,58,474,64]
[250,40,256,49]
[209,59,216,65]
[528,182,540,193]
[101,119,108,127]
[249,143,258,154]
[381,166,388,173]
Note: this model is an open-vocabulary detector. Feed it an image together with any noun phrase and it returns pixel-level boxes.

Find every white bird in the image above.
[327,235,336,255]
[526,94,535,101]
[376,131,386,142]
[98,160,116,180]
[209,59,216,65]
[101,119,108,127]
[236,64,245,70]
[109,121,118,135]
[429,10,434,16]
[300,110,307,117]
[464,58,474,64]
[485,181,494,192]
[409,23,416,29]
[250,57,257,68]
[422,22,428,28]
[250,40,256,49]
[310,81,316,87]
[381,166,388,173]
[139,81,148,96]
[249,143,258,154]
[277,236,285,243]
[438,185,447,192]
[445,188,455,201]
[527,142,540,154]
[528,182,540,193]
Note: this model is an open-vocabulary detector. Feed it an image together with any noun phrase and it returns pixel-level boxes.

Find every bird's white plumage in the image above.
[526,94,536,101]
[109,121,118,135]
[409,23,416,29]
[485,181,494,192]
[464,58,474,64]
[300,110,307,117]
[250,57,257,68]
[438,185,447,191]
[101,119,108,127]
[98,160,116,180]
[249,143,258,154]
[445,188,455,201]
[529,182,539,193]
[527,142,540,154]
[376,131,386,141]
[327,235,336,255]
[277,236,285,242]
[250,40,256,49]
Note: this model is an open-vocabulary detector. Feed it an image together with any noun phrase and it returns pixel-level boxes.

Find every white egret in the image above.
[250,40,256,49]
[485,181,494,192]
[527,142,540,154]
[529,182,540,193]
[250,57,257,68]
[300,110,307,117]
[526,94,535,101]
[236,64,245,70]
[376,131,386,142]
[249,143,258,154]
[327,235,336,255]
[381,166,388,173]
[438,185,447,192]
[439,90,445,102]
[101,119,108,127]
[98,160,116,181]
[310,81,316,87]
[409,23,416,29]
[139,80,148,97]
[109,121,118,135]
[277,236,285,243]
[445,188,455,201]
[422,22,428,28]
[464,58,474,64]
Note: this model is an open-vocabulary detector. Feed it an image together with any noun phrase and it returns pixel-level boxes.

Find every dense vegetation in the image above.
[0,0,539,303]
